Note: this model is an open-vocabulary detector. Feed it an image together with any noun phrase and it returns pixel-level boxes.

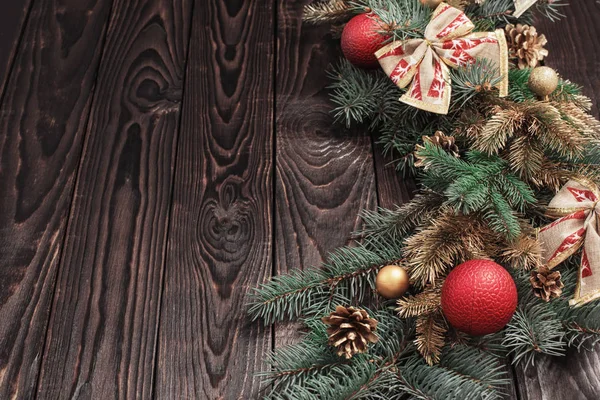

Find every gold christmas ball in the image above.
[528,66,559,98]
[376,265,410,299]
[419,0,443,8]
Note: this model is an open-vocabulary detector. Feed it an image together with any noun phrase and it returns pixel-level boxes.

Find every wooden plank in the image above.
[0,0,33,98]
[537,1,600,118]
[274,0,378,348]
[371,147,415,209]
[0,1,114,398]
[35,0,193,398]
[155,1,274,398]
[515,3,600,399]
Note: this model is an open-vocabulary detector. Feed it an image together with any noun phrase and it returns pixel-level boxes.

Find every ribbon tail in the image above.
[400,50,451,115]
[494,29,509,97]
[513,0,539,18]
[538,210,588,269]
[570,217,600,306]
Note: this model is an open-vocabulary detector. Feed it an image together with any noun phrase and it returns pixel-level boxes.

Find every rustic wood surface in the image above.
[0,0,32,98]
[155,1,273,398]
[0,1,114,398]
[0,1,598,399]
[36,1,193,398]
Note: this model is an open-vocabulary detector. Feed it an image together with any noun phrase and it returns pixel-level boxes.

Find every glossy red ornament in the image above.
[341,14,388,69]
[441,259,518,336]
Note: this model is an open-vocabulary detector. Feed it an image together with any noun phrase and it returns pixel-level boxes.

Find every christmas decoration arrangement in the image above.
[249,1,600,399]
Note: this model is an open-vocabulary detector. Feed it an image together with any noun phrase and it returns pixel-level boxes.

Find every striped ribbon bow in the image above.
[538,178,600,306]
[375,3,508,115]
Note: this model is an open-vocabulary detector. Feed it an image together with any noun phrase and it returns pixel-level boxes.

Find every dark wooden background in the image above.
[0,0,598,399]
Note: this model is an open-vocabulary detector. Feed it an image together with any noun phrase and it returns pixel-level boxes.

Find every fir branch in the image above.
[368,0,431,40]
[534,0,568,22]
[416,143,536,239]
[404,209,501,286]
[499,233,544,270]
[450,59,504,108]
[473,105,522,155]
[356,190,444,243]
[397,283,442,318]
[396,351,507,400]
[303,0,359,25]
[415,312,447,365]
[438,345,510,391]
[547,267,600,351]
[465,0,525,26]
[503,270,567,366]
[259,328,351,394]
[462,99,597,190]
[248,241,404,324]
[328,59,402,128]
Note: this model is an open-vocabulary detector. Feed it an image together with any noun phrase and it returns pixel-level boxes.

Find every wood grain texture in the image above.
[515,2,600,399]
[0,0,33,98]
[0,1,113,398]
[275,0,378,348]
[155,1,274,398]
[371,146,414,209]
[537,0,600,118]
[35,1,193,398]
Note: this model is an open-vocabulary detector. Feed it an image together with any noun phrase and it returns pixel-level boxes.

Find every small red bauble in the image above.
[441,260,518,336]
[341,14,388,69]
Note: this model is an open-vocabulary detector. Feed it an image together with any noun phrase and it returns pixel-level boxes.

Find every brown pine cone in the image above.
[322,305,378,359]
[505,24,549,69]
[530,266,564,302]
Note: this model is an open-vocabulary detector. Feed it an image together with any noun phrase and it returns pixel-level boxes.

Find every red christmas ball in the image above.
[441,260,518,336]
[341,14,388,69]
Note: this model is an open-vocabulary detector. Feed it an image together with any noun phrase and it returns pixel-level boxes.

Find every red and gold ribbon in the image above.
[375,3,508,115]
[538,178,600,306]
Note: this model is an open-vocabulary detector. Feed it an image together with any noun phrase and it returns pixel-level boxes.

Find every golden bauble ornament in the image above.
[528,66,559,99]
[376,265,410,299]
[420,0,443,8]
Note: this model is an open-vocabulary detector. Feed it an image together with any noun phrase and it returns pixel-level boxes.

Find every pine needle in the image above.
[303,0,356,24]
[415,312,448,366]
[499,234,543,270]
[404,209,501,287]
[397,283,442,318]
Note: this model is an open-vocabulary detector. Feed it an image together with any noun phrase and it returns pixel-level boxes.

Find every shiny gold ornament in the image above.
[376,265,410,299]
[420,0,444,8]
[528,66,559,99]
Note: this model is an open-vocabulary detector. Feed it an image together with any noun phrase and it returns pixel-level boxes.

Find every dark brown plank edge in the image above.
[274,0,378,349]
[514,2,600,400]
[155,1,275,398]
[35,1,193,398]
[0,1,114,398]
[0,0,33,99]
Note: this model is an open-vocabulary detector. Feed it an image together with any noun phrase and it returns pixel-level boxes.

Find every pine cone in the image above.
[530,266,564,302]
[505,24,549,69]
[322,305,378,359]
